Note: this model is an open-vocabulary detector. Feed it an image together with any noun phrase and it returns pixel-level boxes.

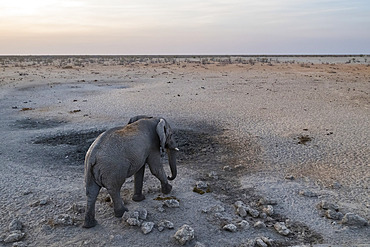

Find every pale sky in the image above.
[0,0,369,55]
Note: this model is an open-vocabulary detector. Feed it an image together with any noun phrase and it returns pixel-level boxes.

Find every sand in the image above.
[0,56,369,246]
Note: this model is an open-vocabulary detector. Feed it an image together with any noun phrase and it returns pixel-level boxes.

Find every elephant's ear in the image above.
[156,119,166,150]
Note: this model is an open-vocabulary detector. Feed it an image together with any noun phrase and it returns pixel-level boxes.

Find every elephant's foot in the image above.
[161,183,172,194]
[114,206,128,218]
[132,193,146,202]
[83,217,98,228]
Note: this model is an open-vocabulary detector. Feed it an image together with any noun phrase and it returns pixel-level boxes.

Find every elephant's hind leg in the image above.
[107,186,128,217]
[132,165,146,202]
[83,181,101,228]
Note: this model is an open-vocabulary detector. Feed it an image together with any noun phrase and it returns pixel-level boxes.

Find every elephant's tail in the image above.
[84,152,102,188]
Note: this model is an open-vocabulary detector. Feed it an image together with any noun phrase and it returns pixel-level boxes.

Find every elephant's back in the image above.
[85,126,126,162]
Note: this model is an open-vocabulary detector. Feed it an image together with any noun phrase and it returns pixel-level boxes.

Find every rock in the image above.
[137,208,148,220]
[9,219,23,231]
[223,223,237,232]
[196,181,208,189]
[70,202,85,214]
[237,206,247,217]
[163,199,180,208]
[238,220,250,229]
[258,198,278,206]
[254,221,266,228]
[4,231,25,243]
[208,171,219,179]
[174,224,195,246]
[141,221,155,234]
[247,207,260,218]
[194,242,206,247]
[202,204,225,213]
[214,213,233,224]
[318,200,339,211]
[126,217,141,226]
[123,211,139,221]
[262,205,274,216]
[260,236,272,246]
[341,213,368,227]
[285,174,295,180]
[274,222,290,236]
[39,197,49,205]
[223,165,232,171]
[256,238,268,247]
[299,190,318,197]
[259,213,267,219]
[12,241,27,247]
[234,201,245,208]
[325,210,343,220]
[53,214,73,226]
[157,220,174,232]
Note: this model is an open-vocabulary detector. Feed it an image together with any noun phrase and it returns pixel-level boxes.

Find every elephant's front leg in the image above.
[132,165,146,202]
[147,154,172,194]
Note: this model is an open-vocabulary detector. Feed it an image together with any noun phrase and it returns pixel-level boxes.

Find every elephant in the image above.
[83,116,178,228]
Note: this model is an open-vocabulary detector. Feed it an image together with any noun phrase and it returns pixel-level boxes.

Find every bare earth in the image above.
[0,56,369,246]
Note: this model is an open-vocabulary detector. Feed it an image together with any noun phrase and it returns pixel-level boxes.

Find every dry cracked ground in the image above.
[0,56,369,247]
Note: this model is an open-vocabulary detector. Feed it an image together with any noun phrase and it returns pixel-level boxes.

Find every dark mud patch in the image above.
[33,129,104,164]
[13,118,66,129]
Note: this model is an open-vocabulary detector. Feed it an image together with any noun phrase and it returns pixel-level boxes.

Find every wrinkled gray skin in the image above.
[83,116,178,228]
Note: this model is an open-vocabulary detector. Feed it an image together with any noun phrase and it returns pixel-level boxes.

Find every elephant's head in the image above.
[156,118,178,181]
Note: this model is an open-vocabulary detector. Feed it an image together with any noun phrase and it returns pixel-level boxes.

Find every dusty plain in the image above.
[0,56,369,246]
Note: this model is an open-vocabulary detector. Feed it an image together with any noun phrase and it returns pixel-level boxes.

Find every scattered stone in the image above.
[157,220,174,232]
[137,208,148,220]
[238,220,250,229]
[39,197,49,205]
[318,200,339,211]
[223,223,237,232]
[53,214,73,226]
[126,217,141,227]
[260,236,272,246]
[214,213,233,224]
[259,212,267,219]
[341,213,368,227]
[325,210,343,220]
[223,165,232,171]
[9,219,23,231]
[258,198,278,206]
[196,181,208,189]
[70,202,85,214]
[254,221,266,228]
[173,224,195,246]
[256,238,268,247]
[141,221,155,234]
[11,241,27,247]
[202,204,225,213]
[262,205,274,216]
[123,211,139,221]
[234,201,245,208]
[194,242,206,247]
[237,206,247,217]
[285,174,295,180]
[247,207,260,218]
[299,190,318,197]
[163,199,180,208]
[274,222,290,236]
[4,231,25,243]
[208,171,219,179]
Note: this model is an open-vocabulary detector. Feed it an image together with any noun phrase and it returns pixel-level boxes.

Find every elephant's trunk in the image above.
[167,148,177,180]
